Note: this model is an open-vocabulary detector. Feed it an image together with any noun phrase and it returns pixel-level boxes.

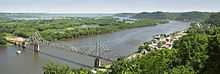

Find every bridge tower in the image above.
[94,57,101,68]
[28,31,44,53]
[21,41,26,49]
[94,40,101,68]
[33,43,40,52]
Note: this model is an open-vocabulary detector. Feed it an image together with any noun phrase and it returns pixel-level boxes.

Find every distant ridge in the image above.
[0,13,114,20]
[115,11,212,22]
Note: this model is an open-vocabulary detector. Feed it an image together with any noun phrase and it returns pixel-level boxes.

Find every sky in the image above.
[0,0,220,13]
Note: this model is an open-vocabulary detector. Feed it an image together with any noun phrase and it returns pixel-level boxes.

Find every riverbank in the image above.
[0,33,8,46]
[125,30,187,60]
[99,29,188,72]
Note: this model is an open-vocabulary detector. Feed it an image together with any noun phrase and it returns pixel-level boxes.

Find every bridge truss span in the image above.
[24,31,114,67]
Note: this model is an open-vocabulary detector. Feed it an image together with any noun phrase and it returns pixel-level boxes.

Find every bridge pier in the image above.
[33,43,40,52]
[94,57,101,68]
[15,42,20,48]
[15,42,23,49]
[15,42,24,54]
[21,42,26,49]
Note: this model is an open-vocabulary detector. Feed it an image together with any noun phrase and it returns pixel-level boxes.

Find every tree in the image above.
[13,28,37,38]
[43,63,73,74]
[199,13,220,74]
[173,33,209,72]
[202,34,220,74]
[0,33,7,46]
[111,48,180,74]
[205,12,220,26]
[170,65,196,74]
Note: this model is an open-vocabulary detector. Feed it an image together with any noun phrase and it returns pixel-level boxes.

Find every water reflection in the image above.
[0,47,7,64]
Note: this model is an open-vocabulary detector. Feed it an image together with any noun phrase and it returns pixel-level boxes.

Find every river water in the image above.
[0,21,190,74]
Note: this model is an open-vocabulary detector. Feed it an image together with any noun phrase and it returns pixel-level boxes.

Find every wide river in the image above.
[0,21,190,74]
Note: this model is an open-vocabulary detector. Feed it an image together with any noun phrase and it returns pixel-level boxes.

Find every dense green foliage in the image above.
[43,63,93,74]
[170,65,195,74]
[43,49,196,74]
[115,11,210,22]
[175,12,210,22]
[132,12,172,19]
[203,34,220,73]
[0,33,7,46]
[173,33,209,72]
[0,17,162,41]
[173,12,220,73]
[111,48,196,74]
[114,13,136,17]
[205,13,220,26]
[202,13,220,73]
[43,63,73,74]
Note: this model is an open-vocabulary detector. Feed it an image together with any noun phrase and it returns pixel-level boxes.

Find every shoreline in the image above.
[108,21,190,62]
[100,29,188,71]
[125,30,188,61]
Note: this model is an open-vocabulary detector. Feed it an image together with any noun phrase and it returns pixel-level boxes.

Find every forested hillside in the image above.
[115,11,210,22]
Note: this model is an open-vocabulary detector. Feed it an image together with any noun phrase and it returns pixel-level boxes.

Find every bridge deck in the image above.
[40,43,114,62]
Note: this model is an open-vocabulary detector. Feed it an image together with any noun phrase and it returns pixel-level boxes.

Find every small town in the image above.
[126,30,187,60]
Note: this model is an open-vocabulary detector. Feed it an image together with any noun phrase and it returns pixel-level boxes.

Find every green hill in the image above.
[115,11,211,22]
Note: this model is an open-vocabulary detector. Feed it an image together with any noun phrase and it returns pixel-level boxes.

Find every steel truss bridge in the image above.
[16,31,115,68]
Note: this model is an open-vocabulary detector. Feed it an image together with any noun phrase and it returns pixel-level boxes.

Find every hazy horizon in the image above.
[0,11,218,14]
[0,0,220,13]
